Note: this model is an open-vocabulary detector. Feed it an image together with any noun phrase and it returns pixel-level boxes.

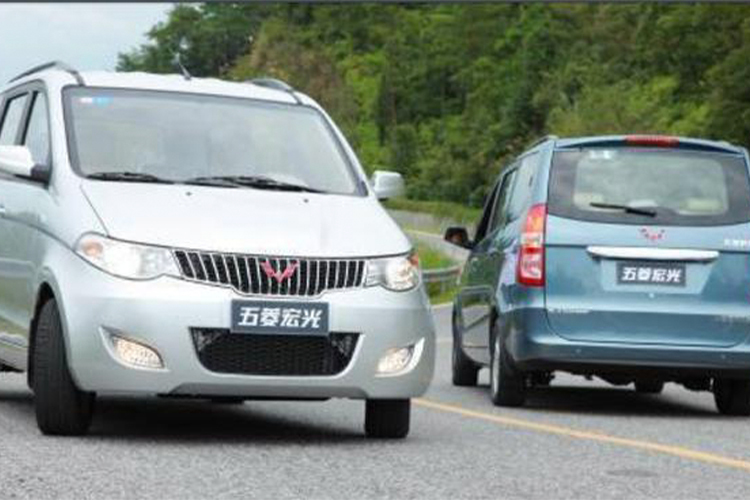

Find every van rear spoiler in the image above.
[556,135,741,154]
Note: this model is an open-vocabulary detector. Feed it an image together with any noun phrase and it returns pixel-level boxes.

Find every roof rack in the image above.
[9,61,85,85]
[527,135,558,150]
[248,77,301,104]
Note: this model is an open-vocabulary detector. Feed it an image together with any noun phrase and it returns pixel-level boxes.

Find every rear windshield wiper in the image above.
[87,171,174,184]
[590,202,657,217]
[185,175,326,193]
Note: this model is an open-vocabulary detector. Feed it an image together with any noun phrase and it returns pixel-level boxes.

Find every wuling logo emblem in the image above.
[260,260,299,283]
[640,228,665,242]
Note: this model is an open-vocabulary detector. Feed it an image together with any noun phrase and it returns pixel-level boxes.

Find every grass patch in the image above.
[384,198,482,227]
[427,284,458,305]
[414,241,455,270]
[411,241,459,304]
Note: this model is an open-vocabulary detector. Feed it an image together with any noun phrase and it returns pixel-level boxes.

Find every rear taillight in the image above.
[624,135,679,148]
[517,203,547,287]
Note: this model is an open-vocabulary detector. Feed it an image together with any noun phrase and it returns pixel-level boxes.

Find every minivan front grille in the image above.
[191,328,359,376]
[173,251,367,296]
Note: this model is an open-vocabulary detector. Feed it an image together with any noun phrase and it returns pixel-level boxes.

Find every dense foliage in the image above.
[119,3,750,207]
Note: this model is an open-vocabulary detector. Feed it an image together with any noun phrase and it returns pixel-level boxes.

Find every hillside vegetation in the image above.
[119,3,750,207]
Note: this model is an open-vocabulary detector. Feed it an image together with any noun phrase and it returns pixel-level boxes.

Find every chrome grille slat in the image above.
[174,250,366,297]
[236,257,249,293]
[212,254,227,284]
[223,255,239,289]
[250,257,256,293]
[249,257,260,294]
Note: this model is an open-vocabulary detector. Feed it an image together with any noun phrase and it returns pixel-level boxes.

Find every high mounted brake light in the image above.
[624,135,679,148]
[517,204,547,287]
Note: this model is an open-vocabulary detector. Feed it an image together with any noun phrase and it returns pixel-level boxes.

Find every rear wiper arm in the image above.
[590,202,657,217]
[87,171,174,184]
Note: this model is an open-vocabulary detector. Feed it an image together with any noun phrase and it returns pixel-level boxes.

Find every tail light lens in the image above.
[517,204,547,287]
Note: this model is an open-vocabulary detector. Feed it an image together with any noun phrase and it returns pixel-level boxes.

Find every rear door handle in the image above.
[0,204,6,216]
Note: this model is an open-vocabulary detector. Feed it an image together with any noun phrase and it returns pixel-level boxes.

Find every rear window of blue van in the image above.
[548,148,750,226]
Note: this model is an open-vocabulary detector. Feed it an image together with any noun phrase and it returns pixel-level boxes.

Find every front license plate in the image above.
[231,300,329,335]
[616,262,686,287]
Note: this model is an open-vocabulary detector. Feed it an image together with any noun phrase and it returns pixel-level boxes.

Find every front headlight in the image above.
[75,233,180,280]
[366,253,420,292]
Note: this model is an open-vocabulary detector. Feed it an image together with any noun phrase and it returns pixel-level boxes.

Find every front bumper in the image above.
[506,308,750,378]
[55,252,435,399]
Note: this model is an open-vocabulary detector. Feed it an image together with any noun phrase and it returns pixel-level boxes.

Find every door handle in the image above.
[0,204,6,216]
[587,246,718,262]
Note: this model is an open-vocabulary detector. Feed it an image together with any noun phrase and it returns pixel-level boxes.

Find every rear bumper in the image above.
[507,308,750,378]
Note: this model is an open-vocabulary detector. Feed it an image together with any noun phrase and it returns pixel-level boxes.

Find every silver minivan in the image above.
[0,62,435,437]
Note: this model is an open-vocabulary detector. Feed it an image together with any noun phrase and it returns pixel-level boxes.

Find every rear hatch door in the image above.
[545,143,750,348]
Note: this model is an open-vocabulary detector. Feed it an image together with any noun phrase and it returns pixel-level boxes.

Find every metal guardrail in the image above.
[422,265,462,294]
[406,229,466,294]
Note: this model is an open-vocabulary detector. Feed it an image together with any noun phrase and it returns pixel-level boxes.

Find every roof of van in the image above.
[554,135,744,154]
[3,66,301,106]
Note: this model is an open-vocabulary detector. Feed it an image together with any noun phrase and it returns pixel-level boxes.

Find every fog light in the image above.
[110,335,164,370]
[377,345,415,375]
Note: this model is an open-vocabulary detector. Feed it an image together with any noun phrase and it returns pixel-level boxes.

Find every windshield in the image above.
[63,88,359,195]
[548,148,750,226]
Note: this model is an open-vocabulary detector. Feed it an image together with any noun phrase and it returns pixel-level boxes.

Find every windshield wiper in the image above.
[590,202,657,217]
[185,175,326,193]
[182,176,241,188]
[87,171,174,184]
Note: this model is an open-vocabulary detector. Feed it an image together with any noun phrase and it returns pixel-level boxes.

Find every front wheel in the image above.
[713,379,750,416]
[33,299,95,436]
[489,326,526,407]
[209,397,245,405]
[634,381,664,394]
[365,399,410,439]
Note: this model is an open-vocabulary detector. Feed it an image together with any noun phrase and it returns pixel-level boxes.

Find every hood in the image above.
[80,182,410,258]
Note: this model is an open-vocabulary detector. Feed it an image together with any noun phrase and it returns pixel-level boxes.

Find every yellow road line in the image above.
[414,398,750,473]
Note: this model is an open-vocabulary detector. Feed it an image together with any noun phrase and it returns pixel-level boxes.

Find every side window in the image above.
[23,93,50,165]
[488,167,517,233]
[473,182,500,243]
[505,153,540,222]
[0,94,29,145]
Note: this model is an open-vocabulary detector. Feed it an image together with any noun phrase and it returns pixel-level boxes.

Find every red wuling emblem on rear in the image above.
[640,228,665,242]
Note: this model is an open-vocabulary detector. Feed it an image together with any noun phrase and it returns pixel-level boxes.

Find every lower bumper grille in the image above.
[191,329,359,376]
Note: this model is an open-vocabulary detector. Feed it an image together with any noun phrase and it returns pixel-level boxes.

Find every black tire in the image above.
[33,299,95,436]
[365,399,410,439]
[634,381,665,394]
[452,311,479,386]
[713,379,750,416]
[489,324,526,407]
[210,397,245,405]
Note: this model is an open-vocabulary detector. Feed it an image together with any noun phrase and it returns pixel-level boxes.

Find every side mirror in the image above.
[0,146,48,182]
[370,170,405,201]
[444,226,473,249]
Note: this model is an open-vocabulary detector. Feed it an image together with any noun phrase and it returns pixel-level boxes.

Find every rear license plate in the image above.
[231,300,329,335]
[616,262,686,286]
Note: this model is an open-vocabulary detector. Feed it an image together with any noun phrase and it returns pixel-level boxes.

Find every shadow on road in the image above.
[0,388,366,443]
[463,384,720,419]
[92,398,366,443]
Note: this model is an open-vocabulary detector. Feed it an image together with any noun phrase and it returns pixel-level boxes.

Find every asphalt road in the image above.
[2,305,750,499]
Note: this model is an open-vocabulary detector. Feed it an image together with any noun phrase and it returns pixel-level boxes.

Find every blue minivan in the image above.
[446,135,750,415]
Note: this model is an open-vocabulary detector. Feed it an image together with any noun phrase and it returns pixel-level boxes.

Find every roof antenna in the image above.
[173,38,191,81]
